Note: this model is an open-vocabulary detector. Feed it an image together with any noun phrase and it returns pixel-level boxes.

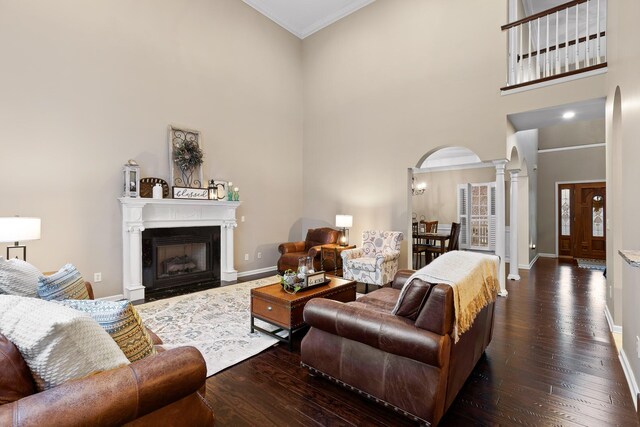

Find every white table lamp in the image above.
[335,215,353,247]
[0,217,41,261]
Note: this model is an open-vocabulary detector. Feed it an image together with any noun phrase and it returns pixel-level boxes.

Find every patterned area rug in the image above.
[576,258,606,270]
[137,276,281,377]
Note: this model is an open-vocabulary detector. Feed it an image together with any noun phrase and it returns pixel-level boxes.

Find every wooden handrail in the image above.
[501,0,589,31]
[500,62,607,91]
[518,31,606,60]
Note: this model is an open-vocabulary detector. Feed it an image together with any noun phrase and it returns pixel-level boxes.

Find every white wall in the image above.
[0,0,304,297]
[302,0,607,269]
[605,0,640,395]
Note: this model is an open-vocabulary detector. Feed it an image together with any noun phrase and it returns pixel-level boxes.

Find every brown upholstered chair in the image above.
[300,268,496,426]
[0,282,215,426]
[277,227,339,273]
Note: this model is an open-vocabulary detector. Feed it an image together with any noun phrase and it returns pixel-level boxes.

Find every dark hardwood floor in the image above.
[204,258,639,426]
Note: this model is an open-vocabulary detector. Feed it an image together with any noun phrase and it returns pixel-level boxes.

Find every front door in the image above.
[557,182,606,259]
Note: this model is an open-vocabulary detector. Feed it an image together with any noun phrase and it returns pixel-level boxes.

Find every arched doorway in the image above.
[410,146,493,267]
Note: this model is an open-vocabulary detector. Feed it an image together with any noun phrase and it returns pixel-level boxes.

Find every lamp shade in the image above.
[0,217,41,242]
[335,215,353,228]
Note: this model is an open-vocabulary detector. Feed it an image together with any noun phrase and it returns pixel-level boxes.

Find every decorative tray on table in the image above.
[281,271,329,293]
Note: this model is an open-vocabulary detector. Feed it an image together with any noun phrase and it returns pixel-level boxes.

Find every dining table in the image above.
[412,231,451,258]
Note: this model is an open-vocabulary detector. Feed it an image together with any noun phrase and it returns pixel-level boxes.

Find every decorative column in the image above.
[120,199,147,301]
[221,220,238,281]
[494,160,508,297]
[508,170,521,281]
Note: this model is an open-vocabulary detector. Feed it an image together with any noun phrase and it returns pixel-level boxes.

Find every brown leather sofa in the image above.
[0,282,215,426]
[277,227,339,273]
[300,270,496,426]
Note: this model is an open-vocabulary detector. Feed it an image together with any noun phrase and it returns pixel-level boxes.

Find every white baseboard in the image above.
[237,265,277,278]
[519,253,540,270]
[619,348,639,411]
[506,253,539,271]
[538,253,557,258]
[98,294,125,301]
[604,304,623,334]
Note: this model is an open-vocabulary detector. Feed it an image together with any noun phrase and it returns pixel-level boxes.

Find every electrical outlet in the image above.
[257,252,262,259]
[241,216,245,222]
[244,253,249,261]
[94,273,102,283]
[636,336,640,359]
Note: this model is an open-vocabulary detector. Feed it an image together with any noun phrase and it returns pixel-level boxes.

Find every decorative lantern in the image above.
[208,180,216,200]
[123,160,141,198]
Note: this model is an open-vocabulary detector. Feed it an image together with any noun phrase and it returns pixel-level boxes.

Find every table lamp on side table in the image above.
[0,217,41,261]
[335,214,353,247]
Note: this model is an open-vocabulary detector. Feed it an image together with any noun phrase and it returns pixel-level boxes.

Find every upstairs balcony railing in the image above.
[502,0,607,91]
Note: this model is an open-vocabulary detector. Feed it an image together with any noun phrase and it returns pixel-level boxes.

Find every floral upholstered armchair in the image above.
[341,231,404,291]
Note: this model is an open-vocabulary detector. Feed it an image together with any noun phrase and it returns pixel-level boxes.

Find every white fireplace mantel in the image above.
[119,197,242,301]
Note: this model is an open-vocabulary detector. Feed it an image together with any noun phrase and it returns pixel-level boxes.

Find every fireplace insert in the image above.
[142,226,221,294]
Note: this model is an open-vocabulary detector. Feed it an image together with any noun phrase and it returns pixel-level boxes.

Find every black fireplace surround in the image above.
[142,226,221,294]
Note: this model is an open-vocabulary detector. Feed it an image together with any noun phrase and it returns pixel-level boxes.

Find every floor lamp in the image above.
[0,217,41,261]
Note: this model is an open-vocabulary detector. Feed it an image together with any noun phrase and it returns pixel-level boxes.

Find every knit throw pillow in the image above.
[37,264,89,301]
[0,257,41,297]
[0,295,129,391]
[57,299,157,362]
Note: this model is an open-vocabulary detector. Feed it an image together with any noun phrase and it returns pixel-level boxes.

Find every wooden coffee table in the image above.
[250,276,356,350]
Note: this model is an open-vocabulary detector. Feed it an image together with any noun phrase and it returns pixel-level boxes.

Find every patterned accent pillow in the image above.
[57,299,156,362]
[0,257,41,297]
[0,295,129,391]
[37,264,89,301]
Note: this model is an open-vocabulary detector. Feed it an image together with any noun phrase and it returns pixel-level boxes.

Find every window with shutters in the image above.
[458,182,496,251]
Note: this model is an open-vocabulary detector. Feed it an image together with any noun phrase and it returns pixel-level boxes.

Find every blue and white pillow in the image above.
[57,299,156,362]
[37,264,89,301]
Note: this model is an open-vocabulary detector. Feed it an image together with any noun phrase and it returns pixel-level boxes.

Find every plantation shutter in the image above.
[457,184,469,248]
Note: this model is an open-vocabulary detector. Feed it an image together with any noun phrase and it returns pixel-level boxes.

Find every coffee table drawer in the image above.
[252,297,289,328]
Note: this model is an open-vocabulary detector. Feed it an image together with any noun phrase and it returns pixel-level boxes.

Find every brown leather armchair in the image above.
[277,227,339,273]
[0,282,215,426]
[300,270,496,426]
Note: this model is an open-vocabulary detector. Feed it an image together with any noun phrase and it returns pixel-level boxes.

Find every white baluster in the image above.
[545,14,550,77]
[555,11,560,74]
[519,24,524,83]
[586,0,590,67]
[528,21,533,81]
[596,0,601,63]
[575,3,579,69]
[565,7,570,71]
[536,17,541,79]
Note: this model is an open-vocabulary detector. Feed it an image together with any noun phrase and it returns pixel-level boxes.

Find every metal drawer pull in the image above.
[267,306,272,311]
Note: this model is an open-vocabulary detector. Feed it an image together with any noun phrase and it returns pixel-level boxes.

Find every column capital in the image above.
[509,169,521,179]
[493,159,508,173]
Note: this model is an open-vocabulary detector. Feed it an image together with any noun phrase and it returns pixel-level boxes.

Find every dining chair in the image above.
[425,222,460,261]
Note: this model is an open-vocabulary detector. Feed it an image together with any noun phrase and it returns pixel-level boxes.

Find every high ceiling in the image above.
[242,0,375,39]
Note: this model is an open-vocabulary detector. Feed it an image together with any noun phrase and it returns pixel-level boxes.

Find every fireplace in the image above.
[119,198,241,301]
[142,227,221,293]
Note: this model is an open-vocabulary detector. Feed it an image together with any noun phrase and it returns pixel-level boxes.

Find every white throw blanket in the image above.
[398,251,499,343]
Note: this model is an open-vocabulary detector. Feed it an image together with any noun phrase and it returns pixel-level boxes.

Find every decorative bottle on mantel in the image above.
[152,183,163,199]
[227,181,233,201]
[233,187,240,201]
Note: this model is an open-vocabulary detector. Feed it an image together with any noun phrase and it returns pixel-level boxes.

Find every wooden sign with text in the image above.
[172,186,209,200]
